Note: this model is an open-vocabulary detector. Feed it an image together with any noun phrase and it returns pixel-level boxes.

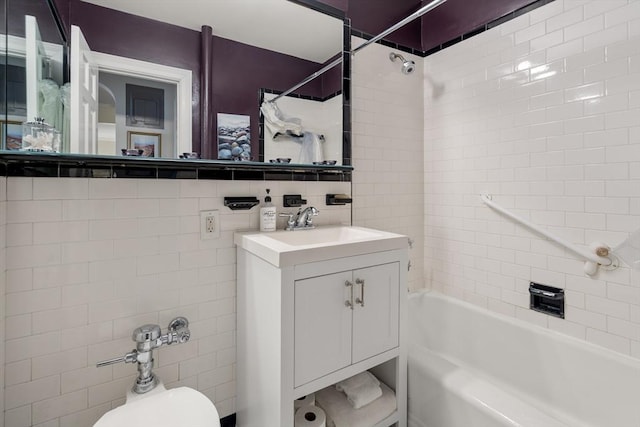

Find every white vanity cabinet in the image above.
[235,226,408,427]
[294,262,399,387]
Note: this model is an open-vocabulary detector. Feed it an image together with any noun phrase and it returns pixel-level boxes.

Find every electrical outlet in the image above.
[200,210,220,240]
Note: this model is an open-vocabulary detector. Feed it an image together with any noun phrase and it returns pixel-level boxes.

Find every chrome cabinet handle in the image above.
[345,280,354,310]
[355,278,365,307]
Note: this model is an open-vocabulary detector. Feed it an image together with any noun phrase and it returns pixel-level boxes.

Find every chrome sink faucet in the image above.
[296,206,319,227]
[280,206,319,230]
[96,317,190,394]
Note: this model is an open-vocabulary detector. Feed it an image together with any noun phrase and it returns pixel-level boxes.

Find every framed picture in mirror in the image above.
[217,113,251,161]
[128,131,161,157]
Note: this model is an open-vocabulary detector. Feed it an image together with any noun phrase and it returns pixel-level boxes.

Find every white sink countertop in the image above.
[234,225,408,267]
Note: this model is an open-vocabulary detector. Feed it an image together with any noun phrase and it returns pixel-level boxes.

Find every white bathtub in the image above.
[407,291,640,427]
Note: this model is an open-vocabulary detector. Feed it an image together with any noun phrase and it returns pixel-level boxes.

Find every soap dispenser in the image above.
[260,189,276,232]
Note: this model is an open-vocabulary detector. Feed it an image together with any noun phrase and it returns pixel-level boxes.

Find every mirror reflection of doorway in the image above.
[97,83,116,155]
[70,25,192,157]
[97,72,176,157]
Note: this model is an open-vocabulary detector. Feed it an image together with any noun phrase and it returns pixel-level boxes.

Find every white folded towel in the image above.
[335,371,380,395]
[260,101,303,136]
[335,371,382,409]
[317,381,397,427]
[346,383,383,409]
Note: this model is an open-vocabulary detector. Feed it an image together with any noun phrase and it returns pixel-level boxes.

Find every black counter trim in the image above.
[0,153,353,182]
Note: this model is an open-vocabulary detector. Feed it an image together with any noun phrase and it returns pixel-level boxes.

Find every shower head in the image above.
[389,52,415,74]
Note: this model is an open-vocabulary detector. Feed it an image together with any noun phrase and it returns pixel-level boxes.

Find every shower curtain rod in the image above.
[269,56,342,103]
[271,0,447,102]
[481,194,614,271]
[351,0,448,55]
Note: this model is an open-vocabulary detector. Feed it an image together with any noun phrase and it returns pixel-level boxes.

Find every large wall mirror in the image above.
[1,0,349,167]
[2,0,66,151]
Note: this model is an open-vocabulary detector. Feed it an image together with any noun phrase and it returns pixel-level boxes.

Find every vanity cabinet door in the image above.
[352,262,400,364]
[294,270,353,387]
[294,262,401,387]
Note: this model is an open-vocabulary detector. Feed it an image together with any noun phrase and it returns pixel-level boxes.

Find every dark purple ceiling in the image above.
[349,0,423,50]
[315,0,541,52]
[421,0,537,50]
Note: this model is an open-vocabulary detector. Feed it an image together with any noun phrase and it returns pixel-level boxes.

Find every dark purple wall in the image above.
[421,0,536,50]
[51,0,70,39]
[69,1,201,71]
[8,0,66,43]
[321,56,342,96]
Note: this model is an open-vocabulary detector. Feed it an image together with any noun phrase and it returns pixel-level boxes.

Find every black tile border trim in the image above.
[220,413,235,427]
[260,88,342,105]
[0,153,353,182]
[351,0,555,58]
[351,29,425,58]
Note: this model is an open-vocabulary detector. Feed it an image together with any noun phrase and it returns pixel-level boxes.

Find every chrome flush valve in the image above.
[97,317,191,394]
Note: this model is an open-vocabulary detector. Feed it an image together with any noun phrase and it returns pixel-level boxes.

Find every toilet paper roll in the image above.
[294,393,316,413]
[294,405,326,427]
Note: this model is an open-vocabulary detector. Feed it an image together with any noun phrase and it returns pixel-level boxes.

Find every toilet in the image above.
[93,382,221,427]
[93,318,219,426]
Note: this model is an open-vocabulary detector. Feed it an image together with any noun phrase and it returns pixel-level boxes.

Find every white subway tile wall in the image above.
[424,0,640,358]
[351,36,425,291]
[3,177,350,426]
